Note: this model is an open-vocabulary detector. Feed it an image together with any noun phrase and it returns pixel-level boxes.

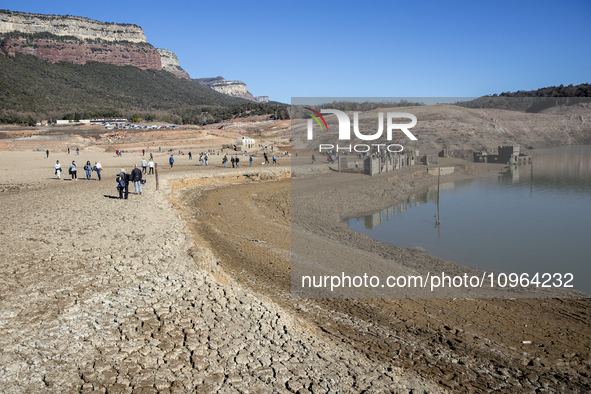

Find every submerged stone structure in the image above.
[474,145,531,164]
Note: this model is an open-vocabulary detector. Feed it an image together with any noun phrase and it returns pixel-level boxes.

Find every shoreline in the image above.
[175,160,591,393]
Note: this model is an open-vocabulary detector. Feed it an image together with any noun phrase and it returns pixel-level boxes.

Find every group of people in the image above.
[54,160,102,181]
[116,165,145,199]
[140,158,155,174]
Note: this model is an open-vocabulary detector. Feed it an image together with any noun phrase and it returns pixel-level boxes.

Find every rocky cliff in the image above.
[156,48,190,79]
[0,10,191,77]
[0,10,146,42]
[195,77,269,102]
[1,33,162,70]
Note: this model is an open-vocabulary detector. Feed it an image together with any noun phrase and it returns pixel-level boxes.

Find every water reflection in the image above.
[349,146,591,293]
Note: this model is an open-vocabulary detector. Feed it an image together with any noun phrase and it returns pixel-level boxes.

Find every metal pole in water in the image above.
[435,166,441,226]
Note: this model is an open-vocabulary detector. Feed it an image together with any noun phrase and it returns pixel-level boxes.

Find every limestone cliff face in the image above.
[0,10,146,43]
[210,79,249,96]
[1,36,162,69]
[156,49,190,79]
[0,10,192,77]
[195,77,269,102]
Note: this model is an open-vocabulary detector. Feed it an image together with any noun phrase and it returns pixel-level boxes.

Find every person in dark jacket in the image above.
[131,165,143,195]
[84,161,92,180]
[117,168,129,199]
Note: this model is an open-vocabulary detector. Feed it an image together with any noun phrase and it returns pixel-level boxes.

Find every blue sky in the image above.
[2,0,590,103]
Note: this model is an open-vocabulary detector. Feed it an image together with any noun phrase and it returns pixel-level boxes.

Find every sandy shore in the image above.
[0,149,446,393]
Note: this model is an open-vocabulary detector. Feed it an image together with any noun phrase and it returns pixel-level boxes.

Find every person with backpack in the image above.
[117,168,129,199]
[131,165,143,195]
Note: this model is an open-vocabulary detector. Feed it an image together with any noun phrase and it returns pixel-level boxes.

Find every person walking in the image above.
[188,152,192,160]
[199,154,204,166]
[117,168,129,199]
[264,152,269,165]
[55,160,61,179]
[149,152,153,160]
[46,149,49,159]
[84,161,92,180]
[311,154,315,164]
[272,155,277,165]
[68,147,70,155]
[94,161,102,180]
[205,155,208,166]
[231,156,235,168]
[131,165,143,195]
[169,155,174,168]
[142,149,145,156]
[235,155,239,168]
[249,156,253,166]
[69,161,77,180]
[141,158,147,174]
[148,159,154,174]
[223,155,227,167]
[76,147,79,155]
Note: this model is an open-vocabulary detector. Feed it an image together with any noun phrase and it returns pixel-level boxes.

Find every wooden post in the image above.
[155,163,159,191]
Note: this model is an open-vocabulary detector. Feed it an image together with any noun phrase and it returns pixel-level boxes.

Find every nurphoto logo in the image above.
[304,108,418,153]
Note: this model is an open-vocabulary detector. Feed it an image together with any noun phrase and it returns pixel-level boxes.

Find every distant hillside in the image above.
[493,83,591,98]
[0,52,289,125]
[458,83,591,112]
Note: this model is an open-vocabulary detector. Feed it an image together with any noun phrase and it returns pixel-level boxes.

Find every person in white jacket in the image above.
[55,160,61,179]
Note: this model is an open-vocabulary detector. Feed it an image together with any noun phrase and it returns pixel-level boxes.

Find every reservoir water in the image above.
[348,146,591,294]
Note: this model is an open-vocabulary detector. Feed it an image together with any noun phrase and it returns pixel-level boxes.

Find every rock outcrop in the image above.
[0,10,269,93]
[0,10,191,78]
[195,77,270,102]
[0,10,146,43]
[156,48,190,79]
